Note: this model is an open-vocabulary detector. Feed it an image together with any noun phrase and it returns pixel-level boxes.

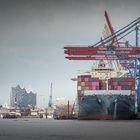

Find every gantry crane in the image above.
[64,11,140,112]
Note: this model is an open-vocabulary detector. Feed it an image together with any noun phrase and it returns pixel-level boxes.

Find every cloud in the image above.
[0,0,140,105]
[0,47,18,56]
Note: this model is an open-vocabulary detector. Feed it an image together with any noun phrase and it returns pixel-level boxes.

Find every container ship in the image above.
[77,60,136,120]
[64,11,140,119]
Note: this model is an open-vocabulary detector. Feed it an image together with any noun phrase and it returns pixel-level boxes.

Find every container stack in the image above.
[99,80,106,90]
[77,75,92,91]
[77,76,135,97]
[108,78,135,90]
[91,78,99,90]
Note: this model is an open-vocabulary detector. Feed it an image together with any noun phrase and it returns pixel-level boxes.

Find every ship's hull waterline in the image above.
[78,94,135,120]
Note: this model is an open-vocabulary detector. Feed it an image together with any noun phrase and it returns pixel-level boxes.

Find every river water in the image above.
[0,118,140,140]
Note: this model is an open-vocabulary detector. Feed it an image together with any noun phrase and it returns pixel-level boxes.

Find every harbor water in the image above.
[0,118,140,140]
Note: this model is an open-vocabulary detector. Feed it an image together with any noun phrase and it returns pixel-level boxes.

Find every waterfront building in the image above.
[10,85,36,108]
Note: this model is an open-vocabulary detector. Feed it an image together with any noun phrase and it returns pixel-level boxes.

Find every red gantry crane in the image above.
[64,12,140,60]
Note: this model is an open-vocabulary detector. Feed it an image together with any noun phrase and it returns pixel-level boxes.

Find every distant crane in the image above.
[48,82,53,108]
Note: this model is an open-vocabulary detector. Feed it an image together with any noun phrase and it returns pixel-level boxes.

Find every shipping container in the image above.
[81,82,85,86]
[92,82,99,86]
[85,77,89,82]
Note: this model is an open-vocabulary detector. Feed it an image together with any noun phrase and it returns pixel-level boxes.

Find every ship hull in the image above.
[78,94,135,120]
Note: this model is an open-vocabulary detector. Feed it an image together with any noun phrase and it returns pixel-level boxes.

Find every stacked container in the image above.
[91,78,99,90]
[108,78,135,90]
[99,80,106,90]
[77,75,92,96]
[77,75,135,98]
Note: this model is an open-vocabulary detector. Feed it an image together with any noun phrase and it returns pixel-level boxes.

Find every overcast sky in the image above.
[0,0,140,106]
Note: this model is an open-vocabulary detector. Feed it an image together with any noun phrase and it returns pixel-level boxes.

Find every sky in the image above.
[0,0,140,107]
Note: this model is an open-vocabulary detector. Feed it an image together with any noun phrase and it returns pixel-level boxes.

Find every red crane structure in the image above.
[64,46,140,60]
[64,11,140,61]
[104,11,119,46]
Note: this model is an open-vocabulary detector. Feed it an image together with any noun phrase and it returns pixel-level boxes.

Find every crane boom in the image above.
[104,11,119,46]
[91,17,140,48]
